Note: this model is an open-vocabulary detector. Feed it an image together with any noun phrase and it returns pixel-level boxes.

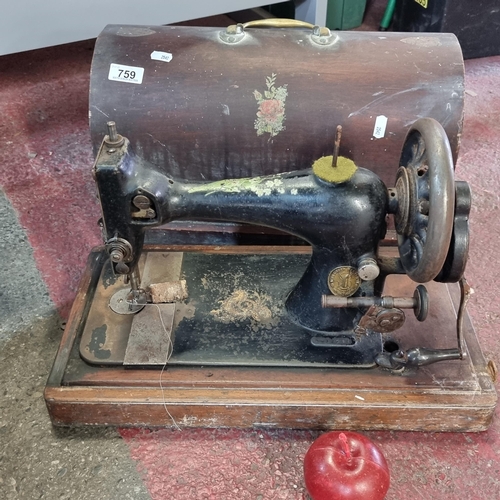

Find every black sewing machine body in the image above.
[97,141,387,330]
[91,118,470,371]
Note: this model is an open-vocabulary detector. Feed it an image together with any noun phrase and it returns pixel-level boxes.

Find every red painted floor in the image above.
[0,39,100,318]
[1,12,500,500]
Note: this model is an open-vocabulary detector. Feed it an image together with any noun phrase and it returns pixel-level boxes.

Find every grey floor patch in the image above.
[0,188,55,342]
[0,314,151,500]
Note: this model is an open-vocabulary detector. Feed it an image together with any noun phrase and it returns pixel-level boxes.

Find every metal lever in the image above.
[456,276,471,359]
[376,347,461,370]
[322,285,429,322]
[375,277,471,371]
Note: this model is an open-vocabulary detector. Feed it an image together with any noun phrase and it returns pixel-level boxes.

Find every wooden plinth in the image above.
[44,246,497,431]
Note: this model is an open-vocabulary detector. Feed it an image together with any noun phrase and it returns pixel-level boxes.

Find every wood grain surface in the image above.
[90,25,464,185]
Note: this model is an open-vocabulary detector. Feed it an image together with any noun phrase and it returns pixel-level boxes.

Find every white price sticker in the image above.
[108,63,144,84]
[373,115,388,139]
[151,51,173,63]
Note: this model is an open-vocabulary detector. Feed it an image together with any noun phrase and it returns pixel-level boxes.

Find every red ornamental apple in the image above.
[303,431,390,500]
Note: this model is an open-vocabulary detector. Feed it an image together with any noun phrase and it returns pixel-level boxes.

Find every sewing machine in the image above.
[92,117,471,371]
[45,22,497,430]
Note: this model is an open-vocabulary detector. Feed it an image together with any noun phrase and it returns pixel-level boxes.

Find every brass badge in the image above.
[327,266,361,297]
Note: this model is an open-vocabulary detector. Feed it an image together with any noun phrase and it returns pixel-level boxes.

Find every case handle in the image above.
[220,18,335,45]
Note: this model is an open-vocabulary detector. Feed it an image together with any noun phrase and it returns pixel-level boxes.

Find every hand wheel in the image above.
[434,180,471,283]
[394,118,455,283]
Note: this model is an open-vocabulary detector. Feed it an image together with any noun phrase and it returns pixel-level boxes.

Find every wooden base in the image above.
[45,246,497,431]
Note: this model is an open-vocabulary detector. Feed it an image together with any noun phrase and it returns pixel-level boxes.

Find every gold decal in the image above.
[414,0,428,8]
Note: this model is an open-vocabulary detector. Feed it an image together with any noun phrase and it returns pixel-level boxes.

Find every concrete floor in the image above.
[1,3,500,500]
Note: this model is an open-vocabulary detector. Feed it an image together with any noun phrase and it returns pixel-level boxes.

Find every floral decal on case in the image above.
[253,73,288,138]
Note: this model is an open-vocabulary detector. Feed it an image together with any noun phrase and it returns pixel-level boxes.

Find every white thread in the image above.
[127,301,181,430]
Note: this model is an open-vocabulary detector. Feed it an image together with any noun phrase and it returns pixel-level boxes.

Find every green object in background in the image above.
[326,0,367,30]
[380,0,396,31]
